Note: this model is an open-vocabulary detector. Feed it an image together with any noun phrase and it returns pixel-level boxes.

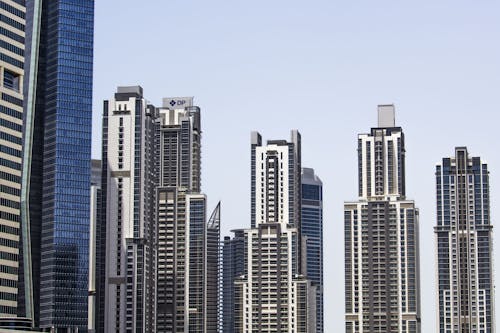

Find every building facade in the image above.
[101,86,157,333]
[100,92,220,332]
[19,0,94,330]
[155,99,201,332]
[88,159,101,333]
[0,0,25,317]
[435,147,494,333]
[301,167,323,333]
[234,131,316,333]
[206,202,221,333]
[344,105,421,333]
[222,230,245,333]
[154,97,219,333]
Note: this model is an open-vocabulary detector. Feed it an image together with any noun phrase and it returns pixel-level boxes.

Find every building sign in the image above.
[163,97,194,109]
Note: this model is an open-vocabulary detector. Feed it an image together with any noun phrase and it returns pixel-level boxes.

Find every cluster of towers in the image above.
[95,89,221,332]
[344,106,495,333]
[89,87,324,333]
[90,98,495,333]
[0,1,495,332]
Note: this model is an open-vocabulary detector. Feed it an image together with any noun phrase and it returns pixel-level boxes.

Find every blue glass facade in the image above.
[188,196,206,331]
[21,0,93,330]
[222,230,245,333]
[301,168,323,333]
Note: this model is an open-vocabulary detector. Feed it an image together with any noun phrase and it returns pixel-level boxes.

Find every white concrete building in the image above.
[344,105,421,333]
[234,131,315,333]
[102,86,157,332]
[100,90,220,333]
[435,148,495,333]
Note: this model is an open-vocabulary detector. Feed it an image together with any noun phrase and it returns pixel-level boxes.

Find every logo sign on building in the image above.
[163,97,194,109]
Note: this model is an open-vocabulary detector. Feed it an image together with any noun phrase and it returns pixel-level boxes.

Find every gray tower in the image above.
[207,203,221,333]
[88,159,101,333]
[344,105,421,333]
[301,168,323,333]
[222,230,245,333]
[435,147,494,333]
[155,97,219,333]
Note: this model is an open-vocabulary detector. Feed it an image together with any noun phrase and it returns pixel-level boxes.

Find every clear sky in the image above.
[93,1,500,331]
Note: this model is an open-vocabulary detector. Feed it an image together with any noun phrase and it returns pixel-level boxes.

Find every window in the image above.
[3,69,20,92]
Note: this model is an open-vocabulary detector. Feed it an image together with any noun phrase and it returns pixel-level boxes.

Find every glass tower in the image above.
[435,147,494,333]
[301,167,323,333]
[206,202,221,333]
[222,229,245,333]
[20,0,94,330]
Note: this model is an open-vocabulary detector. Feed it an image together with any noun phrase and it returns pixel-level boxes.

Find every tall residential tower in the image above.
[88,159,101,333]
[234,131,316,333]
[344,105,421,333]
[100,91,220,332]
[435,147,494,333]
[154,97,220,333]
[101,86,157,332]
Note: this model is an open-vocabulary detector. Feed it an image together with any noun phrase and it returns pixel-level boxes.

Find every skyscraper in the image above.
[301,167,323,333]
[88,159,101,333]
[0,0,25,317]
[234,131,316,333]
[155,97,219,333]
[101,86,157,332]
[20,0,94,330]
[100,91,220,332]
[207,202,221,333]
[222,229,245,333]
[435,147,494,333]
[344,105,421,333]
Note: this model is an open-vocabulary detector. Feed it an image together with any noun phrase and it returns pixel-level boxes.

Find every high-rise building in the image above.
[0,0,25,317]
[344,105,421,333]
[234,131,316,333]
[222,230,245,333]
[154,98,200,332]
[88,159,101,333]
[301,167,323,333]
[435,147,494,333]
[207,202,221,333]
[155,97,219,333]
[101,86,157,332]
[19,0,94,330]
[100,91,220,332]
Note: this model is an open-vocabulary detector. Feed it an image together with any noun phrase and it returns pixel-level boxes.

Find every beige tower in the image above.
[0,0,25,317]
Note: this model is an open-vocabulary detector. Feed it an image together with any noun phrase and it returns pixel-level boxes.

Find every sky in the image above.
[92,1,500,331]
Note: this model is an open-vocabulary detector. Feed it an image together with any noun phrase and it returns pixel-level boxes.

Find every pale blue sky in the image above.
[93,1,500,331]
